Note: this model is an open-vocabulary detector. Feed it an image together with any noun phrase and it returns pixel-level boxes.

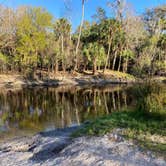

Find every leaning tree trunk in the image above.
[74,0,85,71]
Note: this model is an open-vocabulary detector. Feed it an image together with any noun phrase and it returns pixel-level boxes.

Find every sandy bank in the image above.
[0,71,136,89]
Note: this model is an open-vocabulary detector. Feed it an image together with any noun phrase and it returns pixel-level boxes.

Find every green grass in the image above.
[72,110,166,155]
[72,83,166,155]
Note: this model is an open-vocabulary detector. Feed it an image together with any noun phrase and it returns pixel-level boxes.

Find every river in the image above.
[0,84,135,141]
[0,82,165,143]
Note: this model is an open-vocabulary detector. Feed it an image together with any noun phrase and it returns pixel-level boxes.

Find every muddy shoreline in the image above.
[0,73,136,90]
[0,73,165,91]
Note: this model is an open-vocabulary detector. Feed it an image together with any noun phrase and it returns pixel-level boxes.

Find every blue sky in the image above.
[2,0,166,30]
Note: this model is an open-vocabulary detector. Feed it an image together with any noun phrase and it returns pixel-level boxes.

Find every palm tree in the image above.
[54,18,71,72]
[74,0,86,71]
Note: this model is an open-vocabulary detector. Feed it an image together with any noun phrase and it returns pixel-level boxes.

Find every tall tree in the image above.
[16,7,52,77]
[74,0,86,71]
[54,18,72,72]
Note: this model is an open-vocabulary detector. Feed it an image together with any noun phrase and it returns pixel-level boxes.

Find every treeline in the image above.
[0,1,165,78]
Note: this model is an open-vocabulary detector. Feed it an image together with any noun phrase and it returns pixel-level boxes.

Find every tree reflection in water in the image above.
[0,85,134,140]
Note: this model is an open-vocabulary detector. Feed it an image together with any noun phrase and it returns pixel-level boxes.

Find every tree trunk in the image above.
[93,57,97,75]
[112,50,117,70]
[48,64,50,77]
[62,63,66,73]
[123,58,128,73]
[83,63,86,72]
[118,55,122,71]
[125,58,128,73]
[61,35,66,73]
[103,39,111,73]
[54,59,58,75]
[98,65,100,71]
[74,0,85,71]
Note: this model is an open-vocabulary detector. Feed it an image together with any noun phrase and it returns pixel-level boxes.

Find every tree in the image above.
[107,0,125,71]
[139,5,166,75]
[122,10,146,73]
[0,2,165,78]
[16,7,52,77]
[83,43,106,74]
[144,5,166,36]
[54,18,72,72]
[74,0,87,71]
[92,7,107,23]
[0,5,17,71]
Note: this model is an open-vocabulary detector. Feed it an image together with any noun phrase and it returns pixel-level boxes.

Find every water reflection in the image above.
[0,85,134,140]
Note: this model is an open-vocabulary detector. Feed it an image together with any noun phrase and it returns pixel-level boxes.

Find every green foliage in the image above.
[54,18,71,39]
[0,52,8,71]
[154,60,166,74]
[0,4,165,77]
[158,34,166,49]
[0,52,8,64]
[121,49,134,59]
[97,46,106,66]
[16,7,52,75]
[72,110,166,154]
[83,43,106,66]
[131,83,166,117]
[72,84,166,154]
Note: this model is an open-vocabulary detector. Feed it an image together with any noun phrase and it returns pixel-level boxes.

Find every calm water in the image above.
[1,83,165,141]
[0,84,135,141]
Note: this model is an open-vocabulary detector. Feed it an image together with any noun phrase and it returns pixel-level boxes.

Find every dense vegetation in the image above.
[0,1,166,78]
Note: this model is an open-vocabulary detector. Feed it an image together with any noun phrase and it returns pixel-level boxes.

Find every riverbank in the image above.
[0,107,165,166]
[0,70,136,89]
[0,75,165,165]
[0,126,165,166]
[1,71,166,90]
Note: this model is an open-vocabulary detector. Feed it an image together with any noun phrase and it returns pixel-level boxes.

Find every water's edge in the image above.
[0,74,136,90]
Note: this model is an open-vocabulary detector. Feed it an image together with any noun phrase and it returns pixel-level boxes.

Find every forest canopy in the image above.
[0,1,165,78]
